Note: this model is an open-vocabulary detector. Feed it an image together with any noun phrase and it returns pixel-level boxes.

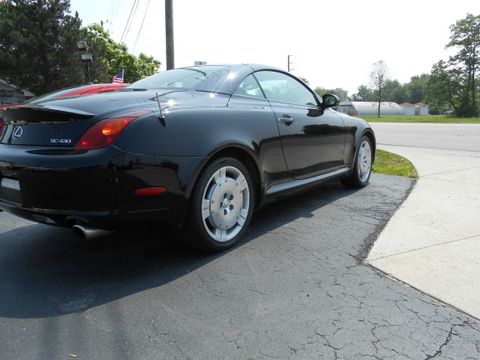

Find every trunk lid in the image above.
[0,89,229,147]
[0,105,97,147]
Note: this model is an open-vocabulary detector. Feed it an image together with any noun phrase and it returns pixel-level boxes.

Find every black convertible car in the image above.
[0,64,375,251]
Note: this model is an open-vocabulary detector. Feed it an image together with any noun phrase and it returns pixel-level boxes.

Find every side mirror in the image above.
[322,93,339,108]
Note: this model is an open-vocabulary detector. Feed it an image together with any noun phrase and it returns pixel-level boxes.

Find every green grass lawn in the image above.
[372,149,418,178]
[360,115,480,123]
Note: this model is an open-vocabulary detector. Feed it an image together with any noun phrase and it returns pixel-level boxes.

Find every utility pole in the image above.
[287,54,292,72]
[165,0,174,70]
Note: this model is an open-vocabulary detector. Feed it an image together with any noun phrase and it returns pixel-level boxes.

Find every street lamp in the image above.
[287,54,293,72]
[77,40,93,83]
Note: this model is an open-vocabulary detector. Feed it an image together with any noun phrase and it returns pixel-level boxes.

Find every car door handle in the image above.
[278,116,295,126]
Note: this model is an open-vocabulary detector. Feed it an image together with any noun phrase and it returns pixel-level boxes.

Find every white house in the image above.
[400,102,429,116]
[337,101,405,116]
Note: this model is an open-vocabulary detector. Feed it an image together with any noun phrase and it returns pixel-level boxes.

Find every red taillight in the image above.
[75,111,149,150]
[134,187,168,196]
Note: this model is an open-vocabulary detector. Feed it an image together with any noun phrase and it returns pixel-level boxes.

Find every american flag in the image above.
[112,69,124,84]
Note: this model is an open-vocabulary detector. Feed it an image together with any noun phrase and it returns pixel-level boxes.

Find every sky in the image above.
[69,0,480,94]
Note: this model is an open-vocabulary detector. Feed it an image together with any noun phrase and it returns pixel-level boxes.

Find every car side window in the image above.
[254,71,317,106]
[233,75,265,99]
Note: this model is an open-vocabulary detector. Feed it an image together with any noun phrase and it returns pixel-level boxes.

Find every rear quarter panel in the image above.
[114,95,288,195]
[336,112,375,166]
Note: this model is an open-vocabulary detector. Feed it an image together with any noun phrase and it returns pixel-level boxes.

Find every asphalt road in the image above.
[1,174,480,359]
[371,122,480,152]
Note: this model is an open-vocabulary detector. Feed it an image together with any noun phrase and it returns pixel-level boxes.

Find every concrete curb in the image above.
[367,145,480,320]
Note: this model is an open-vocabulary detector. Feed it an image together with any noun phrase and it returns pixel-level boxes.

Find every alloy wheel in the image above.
[357,140,372,182]
[201,166,250,243]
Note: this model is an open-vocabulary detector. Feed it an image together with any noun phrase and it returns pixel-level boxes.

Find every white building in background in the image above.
[400,102,429,116]
[337,101,405,116]
[337,101,429,116]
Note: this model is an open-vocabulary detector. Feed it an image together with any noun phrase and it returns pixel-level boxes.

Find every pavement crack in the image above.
[315,331,340,360]
[368,234,480,262]
[391,348,415,360]
[377,142,480,154]
[424,322,467,360]
[421,164,480,178]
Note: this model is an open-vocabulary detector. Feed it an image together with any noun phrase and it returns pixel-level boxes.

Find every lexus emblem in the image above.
[12,126,24,140]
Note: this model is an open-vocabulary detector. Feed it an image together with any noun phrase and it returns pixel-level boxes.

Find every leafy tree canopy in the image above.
[445,13,479,116]
[423,14,480,117]
[82,24,160,84]
[427,60,463,114]
[0,0,83,94]
[0,0,161,95]
[406,74,430,104]
[351,85,374,102]
[352,74,430,105]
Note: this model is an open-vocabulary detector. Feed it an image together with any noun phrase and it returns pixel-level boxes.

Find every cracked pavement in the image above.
[0,173,479,359]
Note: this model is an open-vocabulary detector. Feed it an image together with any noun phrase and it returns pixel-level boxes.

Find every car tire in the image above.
[183,157,255,252]
[341,136,373,188]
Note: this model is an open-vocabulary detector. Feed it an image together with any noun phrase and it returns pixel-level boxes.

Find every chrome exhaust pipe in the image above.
[72,224,114,240]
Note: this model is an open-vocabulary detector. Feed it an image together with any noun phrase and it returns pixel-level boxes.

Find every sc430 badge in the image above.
[50,138,72,144]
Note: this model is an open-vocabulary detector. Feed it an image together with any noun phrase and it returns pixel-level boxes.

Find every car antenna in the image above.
[155,92,164,118]
[155,92,167,126]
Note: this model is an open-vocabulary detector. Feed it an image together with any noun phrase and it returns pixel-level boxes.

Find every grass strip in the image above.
[360,115,480,123]
[372,149,418,178]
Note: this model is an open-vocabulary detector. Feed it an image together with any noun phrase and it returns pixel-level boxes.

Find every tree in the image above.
[82,24,160,84]
[370,60,389,117]
[0,0,84,94]
[382,79,403,103]
[427,60,462,113]
[352,85,374,101]
[314,87,349,101]
[426,14,480,116]
[405,74,430,104]
[390,84,408,104]
[0,1,161,95]
[446,14,480,117]
[352,74,429,105]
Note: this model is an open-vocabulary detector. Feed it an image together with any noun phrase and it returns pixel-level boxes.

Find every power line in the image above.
[120,0,139,43]
[133,0,150,50]
[106,0,116,33]
[112,0,121,23]
[109,0,115,26]
[124,0,141,44]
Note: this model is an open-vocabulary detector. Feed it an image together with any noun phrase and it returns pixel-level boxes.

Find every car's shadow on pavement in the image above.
[0,181,359,319]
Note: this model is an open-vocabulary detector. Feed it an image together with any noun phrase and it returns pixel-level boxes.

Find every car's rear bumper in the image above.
[0,199,183,230]
[0,144,204,229]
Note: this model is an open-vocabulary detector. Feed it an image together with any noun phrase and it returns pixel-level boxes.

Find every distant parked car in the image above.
[0,78,35,106]
[0,83,128,109]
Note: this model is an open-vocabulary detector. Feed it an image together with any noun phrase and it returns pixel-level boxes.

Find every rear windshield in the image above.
[25,86,91,105]
[128,67,230,91]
